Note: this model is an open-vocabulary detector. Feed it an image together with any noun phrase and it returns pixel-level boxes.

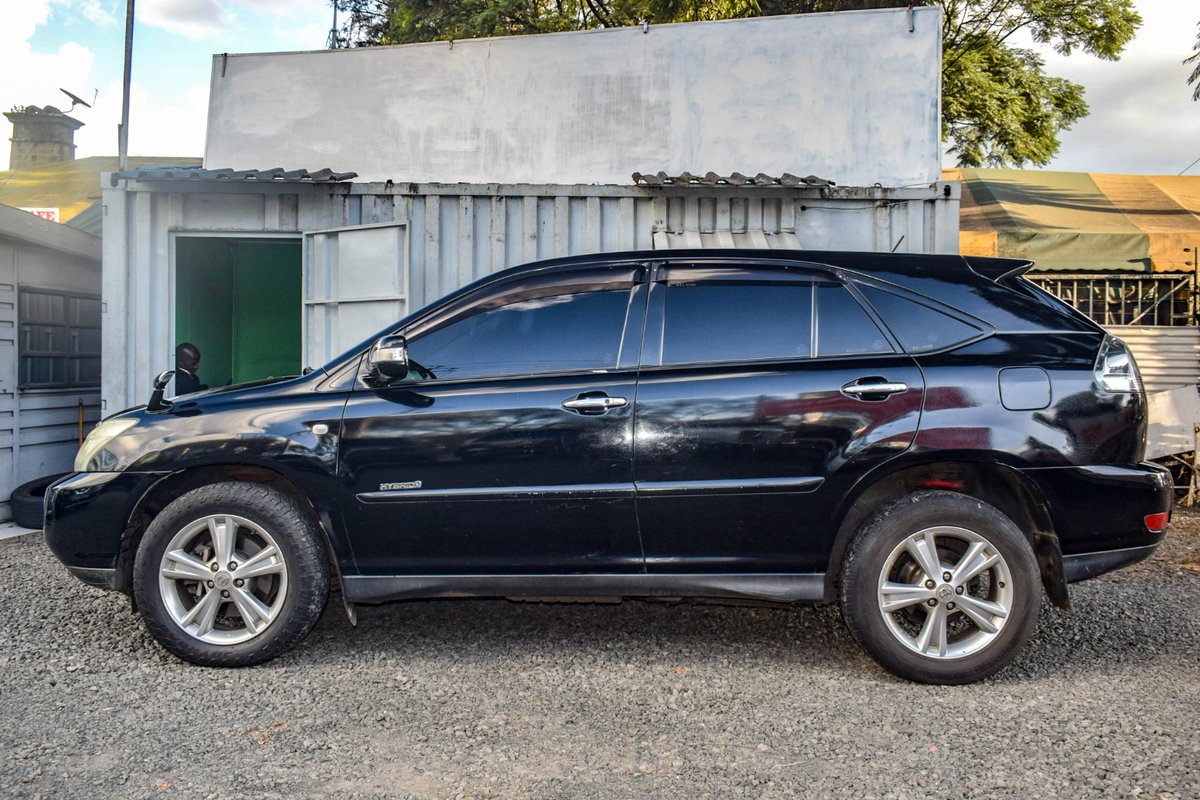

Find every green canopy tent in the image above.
[948,168,1200,273]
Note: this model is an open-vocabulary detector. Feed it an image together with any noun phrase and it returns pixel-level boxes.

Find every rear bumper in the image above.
[1023,461,1171,579]
[44,471,167,590]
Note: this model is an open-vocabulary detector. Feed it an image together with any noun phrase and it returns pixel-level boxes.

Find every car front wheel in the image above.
[839,491,1041,684]
[132,482,329,666]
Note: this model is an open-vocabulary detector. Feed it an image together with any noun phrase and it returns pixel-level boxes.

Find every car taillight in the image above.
[1093,335,1141,394]
[1144,511,1169,533]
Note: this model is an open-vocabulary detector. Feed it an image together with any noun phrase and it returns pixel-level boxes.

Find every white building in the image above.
[101,8,958,413]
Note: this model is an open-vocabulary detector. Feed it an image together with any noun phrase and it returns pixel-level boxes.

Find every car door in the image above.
[633,262,925,573]
[338,264,648,575]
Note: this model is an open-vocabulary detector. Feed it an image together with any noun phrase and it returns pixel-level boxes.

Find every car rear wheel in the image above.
[132,482,329,666]
[839,491,1040,684]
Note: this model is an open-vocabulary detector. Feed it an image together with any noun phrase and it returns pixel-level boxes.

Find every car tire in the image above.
[9,473,67,530]
[132,481,329,667]
[839,490,1040,685]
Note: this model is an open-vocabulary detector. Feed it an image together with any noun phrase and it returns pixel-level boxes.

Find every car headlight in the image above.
[74,418,138,472]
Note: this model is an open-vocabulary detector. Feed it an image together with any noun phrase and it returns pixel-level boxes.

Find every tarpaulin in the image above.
[945,168,1200,272]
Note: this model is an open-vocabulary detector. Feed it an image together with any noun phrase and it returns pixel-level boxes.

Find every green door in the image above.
[230,241,301,383]
[175,237,301,388]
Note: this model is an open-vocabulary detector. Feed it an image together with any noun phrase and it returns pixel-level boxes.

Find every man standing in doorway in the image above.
[175,342,208,395]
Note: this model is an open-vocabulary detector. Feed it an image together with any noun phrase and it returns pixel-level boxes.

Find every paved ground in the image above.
[0,521,39,542]
[1,513,1198,799]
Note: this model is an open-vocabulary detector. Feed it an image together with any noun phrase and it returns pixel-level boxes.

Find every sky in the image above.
[1,0,1198,175]
[1,0,333,170]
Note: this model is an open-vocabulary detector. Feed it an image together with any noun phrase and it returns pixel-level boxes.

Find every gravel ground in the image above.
[1,513,1198,800]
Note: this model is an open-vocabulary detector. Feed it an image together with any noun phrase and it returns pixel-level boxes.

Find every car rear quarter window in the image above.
[816,284,894,357]
[662,281,813,364]
[858,284,985,353]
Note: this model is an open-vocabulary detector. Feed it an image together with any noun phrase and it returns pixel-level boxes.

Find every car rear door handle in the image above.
[841,379,909,399]
[562,394,628,414]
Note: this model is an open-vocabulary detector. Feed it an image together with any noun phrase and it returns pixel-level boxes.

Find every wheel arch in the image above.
[113,464,348,599]
[824,457,1071,611]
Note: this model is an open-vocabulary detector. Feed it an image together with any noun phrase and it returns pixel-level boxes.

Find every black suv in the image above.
[45,250,1171,683]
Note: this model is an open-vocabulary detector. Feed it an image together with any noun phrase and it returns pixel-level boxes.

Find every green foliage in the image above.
[935,0,1139,166]
[334,0,762,44]
[942,40,1087,167]
[334,0,1140,167]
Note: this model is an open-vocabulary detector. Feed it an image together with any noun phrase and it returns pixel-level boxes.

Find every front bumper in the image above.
[1023,461,1172,581]
[44,471,168,591]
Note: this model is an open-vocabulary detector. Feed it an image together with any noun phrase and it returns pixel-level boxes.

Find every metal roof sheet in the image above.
[1107,325,1200,395]
[634,171,835,188]
[66,200,102,236]
[113,166,358,183]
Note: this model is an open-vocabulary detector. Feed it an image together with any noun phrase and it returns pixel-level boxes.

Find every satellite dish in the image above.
[59,88,93,112]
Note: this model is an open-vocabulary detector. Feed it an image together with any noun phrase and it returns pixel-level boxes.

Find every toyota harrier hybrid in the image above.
[45,250,1171,684]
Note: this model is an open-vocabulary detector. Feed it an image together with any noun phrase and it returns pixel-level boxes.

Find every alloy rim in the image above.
[876,526,1014,660]
[158,514,289,645]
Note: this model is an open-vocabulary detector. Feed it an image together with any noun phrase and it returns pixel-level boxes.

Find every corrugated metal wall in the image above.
[0,239,15,520]
[348,189,926,309]
[1108,325,1200,394]
[102,179,959,412]
[338,185,959,343]
[0,231,101,523]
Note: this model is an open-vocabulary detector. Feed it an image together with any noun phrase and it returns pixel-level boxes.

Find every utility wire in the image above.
[1180,155,1200,176]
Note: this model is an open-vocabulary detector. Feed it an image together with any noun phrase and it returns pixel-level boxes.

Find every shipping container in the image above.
[100,174,960,413]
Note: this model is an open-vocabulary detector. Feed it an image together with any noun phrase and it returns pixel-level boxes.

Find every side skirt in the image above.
[1062,544,1158,583]
[342,573,827,605]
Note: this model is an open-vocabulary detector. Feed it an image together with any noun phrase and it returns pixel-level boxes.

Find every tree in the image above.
[333,0,1140,168]
[1187,21,1200,102]
[940,37,1089,167]
[331,0,762,44]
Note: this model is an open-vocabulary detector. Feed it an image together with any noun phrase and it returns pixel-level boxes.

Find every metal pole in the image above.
[327,0,339,49]
[118,0,135,171]
[1191,242,1198,326]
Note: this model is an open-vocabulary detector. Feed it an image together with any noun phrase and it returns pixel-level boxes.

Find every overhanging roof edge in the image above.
[112,166,358,184]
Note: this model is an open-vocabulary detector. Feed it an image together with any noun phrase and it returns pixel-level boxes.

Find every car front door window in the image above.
[402,287,632,382]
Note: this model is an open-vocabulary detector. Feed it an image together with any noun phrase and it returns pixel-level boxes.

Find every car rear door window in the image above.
[816,283,894,357]
[662,279,813,365]
[858,284,984,353]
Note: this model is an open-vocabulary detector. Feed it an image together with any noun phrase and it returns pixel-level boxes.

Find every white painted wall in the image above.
[205,8,941,188]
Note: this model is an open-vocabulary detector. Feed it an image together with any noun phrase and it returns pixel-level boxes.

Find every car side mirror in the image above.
[148,370,176,412]
[369,334,410,380]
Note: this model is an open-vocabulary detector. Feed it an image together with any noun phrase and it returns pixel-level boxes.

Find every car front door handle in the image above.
[841,379,909,399]
[562,394,628,414]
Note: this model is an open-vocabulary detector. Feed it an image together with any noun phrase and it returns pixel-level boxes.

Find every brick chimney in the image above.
[4,105,85,169]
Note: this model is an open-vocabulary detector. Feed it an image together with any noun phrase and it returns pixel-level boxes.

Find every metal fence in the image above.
[1027,273,1197,327]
